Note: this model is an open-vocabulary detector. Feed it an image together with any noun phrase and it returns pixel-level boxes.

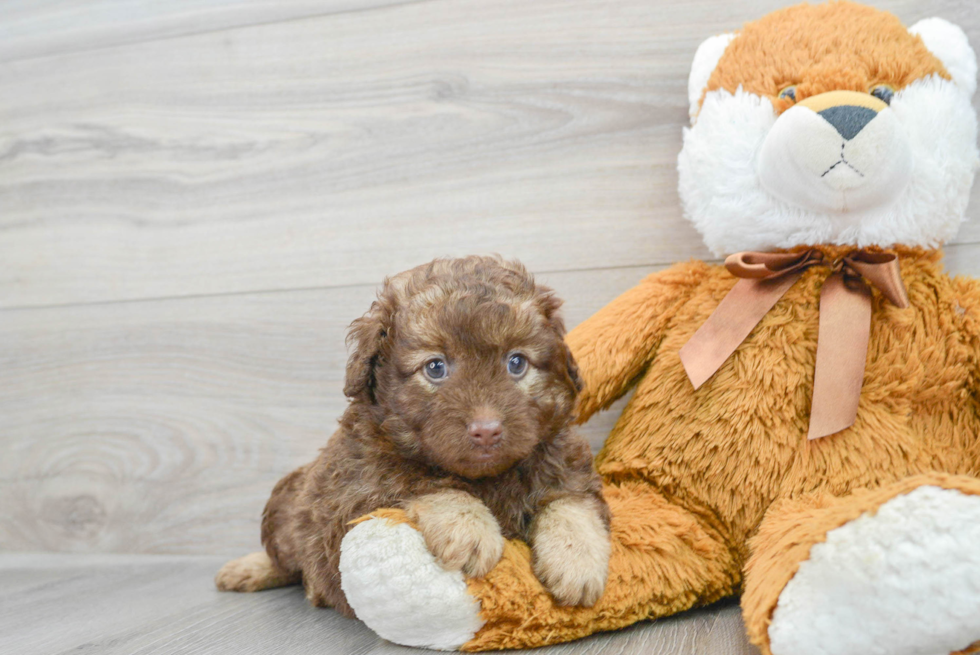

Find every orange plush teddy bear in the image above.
[339,3,980,654]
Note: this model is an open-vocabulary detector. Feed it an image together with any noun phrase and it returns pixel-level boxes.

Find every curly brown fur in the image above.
[216,256,609,617]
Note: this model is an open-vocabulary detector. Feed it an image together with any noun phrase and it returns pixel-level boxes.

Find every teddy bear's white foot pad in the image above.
[769,486,980,655]
[339,517,484,650]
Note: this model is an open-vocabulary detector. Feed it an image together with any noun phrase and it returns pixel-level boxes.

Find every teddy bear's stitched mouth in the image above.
[821,142,864,179]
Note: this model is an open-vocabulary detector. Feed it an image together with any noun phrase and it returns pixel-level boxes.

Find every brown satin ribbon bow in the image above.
[678,249,909,440]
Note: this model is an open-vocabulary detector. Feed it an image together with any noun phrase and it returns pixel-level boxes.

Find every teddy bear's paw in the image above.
[339,516,484,650]
[769,485,980,655]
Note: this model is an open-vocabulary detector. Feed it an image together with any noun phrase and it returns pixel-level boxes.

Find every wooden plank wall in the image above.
[2,0,979,556]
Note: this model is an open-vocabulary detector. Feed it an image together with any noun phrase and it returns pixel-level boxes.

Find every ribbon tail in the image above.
[847,257,909,308]
[680,273,801,389]
[808,273,872,440]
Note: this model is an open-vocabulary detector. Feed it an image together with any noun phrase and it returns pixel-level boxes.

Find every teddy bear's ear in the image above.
[910,18,977,97]
[688,33,736,123]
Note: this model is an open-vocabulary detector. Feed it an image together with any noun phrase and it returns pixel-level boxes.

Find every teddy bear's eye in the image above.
[778,85,797,102]
[870,85,894,105]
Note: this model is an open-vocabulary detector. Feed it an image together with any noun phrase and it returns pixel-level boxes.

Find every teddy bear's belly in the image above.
[596,281,979,540]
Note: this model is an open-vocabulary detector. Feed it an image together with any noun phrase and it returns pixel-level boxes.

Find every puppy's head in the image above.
[344,256,581,479]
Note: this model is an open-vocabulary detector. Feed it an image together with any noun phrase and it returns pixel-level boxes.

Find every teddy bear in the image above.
[336,3,980,654]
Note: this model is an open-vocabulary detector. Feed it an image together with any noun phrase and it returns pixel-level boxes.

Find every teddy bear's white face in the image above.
[678,6,979,256]
[758,89,913,215]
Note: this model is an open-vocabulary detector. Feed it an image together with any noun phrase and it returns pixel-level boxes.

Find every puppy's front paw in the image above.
[406,490,504,578]
[532,496,610,607]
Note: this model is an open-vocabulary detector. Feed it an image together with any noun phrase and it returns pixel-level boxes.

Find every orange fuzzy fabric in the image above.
[462,480,737,650]
[453,246,980,650]
[741,473,980,655]
[702,1,948,115]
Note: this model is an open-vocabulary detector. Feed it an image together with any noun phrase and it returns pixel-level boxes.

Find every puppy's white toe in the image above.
[769,486,980,655]
[339,517,484,650]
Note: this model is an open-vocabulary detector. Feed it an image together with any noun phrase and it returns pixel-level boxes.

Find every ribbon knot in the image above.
[679,248,909,439]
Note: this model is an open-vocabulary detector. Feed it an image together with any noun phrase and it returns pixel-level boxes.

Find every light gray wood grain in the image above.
[2,0,978,309]
[0,553,758,655]
[0,0,424,64]
[0,0,701,309]
[0,265,660,555]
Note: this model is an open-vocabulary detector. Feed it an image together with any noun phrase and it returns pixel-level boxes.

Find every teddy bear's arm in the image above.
[950,275,980,469]
[950,274,980,358]
[567,262,708,424]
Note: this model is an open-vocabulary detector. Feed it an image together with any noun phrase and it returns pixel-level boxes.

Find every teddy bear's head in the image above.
[678,1,979,256]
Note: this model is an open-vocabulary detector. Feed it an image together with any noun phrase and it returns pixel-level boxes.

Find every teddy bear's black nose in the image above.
[818,105,879,140]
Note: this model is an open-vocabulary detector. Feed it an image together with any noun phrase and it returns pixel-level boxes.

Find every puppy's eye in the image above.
[870,85,894,105]
[778,85,797,102]
[423,358,448,382]
[507,353,528,378]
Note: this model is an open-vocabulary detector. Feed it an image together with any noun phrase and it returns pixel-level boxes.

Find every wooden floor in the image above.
[1,0,978,653]
[1,553,756,655]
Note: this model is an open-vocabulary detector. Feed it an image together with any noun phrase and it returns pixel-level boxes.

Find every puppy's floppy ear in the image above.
[344,287,396,402]
[562,342,584,395]
[535,286,584,395]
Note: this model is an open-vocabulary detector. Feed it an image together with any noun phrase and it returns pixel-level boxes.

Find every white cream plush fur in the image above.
[768,487,980,655]
[678,19,980,256]
[339,518,484,650]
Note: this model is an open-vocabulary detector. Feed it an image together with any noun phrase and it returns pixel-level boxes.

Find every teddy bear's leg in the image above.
[338,480,739,650]
[742,473,980,655]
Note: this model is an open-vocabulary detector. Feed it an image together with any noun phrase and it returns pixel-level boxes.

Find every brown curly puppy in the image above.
[216,256,611,617]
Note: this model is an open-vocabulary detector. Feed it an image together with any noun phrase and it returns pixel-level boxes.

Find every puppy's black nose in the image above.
[818,105,878,140]
[468,420,502,447]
